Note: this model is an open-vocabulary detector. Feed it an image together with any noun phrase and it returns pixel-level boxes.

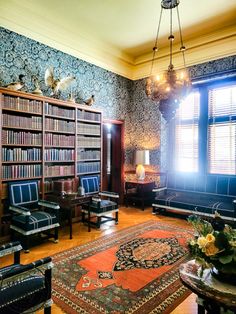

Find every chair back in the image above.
[8,180,39,206]
[80,176,99,195]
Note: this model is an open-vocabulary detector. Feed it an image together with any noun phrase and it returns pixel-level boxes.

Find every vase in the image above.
[211,267,236,286]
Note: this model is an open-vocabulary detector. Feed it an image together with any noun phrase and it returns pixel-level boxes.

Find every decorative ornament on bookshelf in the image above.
[44,66,76,98]
[68,87,76,103]
[32,76,43,95]
[4,74,25,91]
[83,95,95,106]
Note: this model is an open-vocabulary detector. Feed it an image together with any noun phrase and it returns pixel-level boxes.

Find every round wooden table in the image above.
[179,260,236,314]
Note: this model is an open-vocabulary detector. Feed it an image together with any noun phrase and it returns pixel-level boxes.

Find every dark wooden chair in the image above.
[0,241,52,313]
[80,175,119,231]
[8,180,60,252]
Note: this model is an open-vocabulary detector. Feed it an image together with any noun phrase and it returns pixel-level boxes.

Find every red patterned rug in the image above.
[52,220,192,313]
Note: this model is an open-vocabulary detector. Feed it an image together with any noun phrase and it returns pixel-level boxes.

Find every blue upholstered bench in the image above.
[152,173,236,223]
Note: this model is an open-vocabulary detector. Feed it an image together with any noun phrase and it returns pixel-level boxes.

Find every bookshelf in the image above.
[0,88,102,240]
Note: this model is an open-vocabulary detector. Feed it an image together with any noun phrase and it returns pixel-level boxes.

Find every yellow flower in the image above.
[229,240,236,247]
[197,236,208,249]
[206,234,215,243]
[205,243,219,256]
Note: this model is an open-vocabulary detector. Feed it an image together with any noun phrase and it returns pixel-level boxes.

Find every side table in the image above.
[179,260,236,314]
[125,180,155,210]
[46,194,91,239]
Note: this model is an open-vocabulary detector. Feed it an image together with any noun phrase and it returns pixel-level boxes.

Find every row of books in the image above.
[44,133,75,146]
[77,136,101,148]
[2,164,42,179]
[45,103,75,119]
[2,130,42,145]
[77,109,101,122]
[3,96,42,114]
[2,148,41,162]
[44,165,74,177]
[44,149,75,161]
[45,118,75,133]
[3,114,42,130]
[77,123,100,135]
[77,149,101,160]
[77,162,100,174]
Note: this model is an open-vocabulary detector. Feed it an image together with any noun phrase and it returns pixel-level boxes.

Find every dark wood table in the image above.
[125,180,155,210]
[179,260,236,314]
[46,194,91,239]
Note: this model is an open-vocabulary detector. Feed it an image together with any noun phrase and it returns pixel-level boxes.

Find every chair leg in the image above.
[54,227,59,243]
[23,236,30,253]
[97,216,101,229]
[44,306,51,314]
[115,212,118,224]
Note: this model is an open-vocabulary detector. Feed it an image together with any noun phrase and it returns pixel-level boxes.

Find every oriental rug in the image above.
[52,220,193,314]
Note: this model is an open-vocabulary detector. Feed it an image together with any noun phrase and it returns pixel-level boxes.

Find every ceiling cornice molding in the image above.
[132,26,236,80]
[0,1,235,81]
[0,1,135,79]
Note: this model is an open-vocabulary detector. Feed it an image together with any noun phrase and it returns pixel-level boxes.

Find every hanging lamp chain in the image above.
[150,7,163,76]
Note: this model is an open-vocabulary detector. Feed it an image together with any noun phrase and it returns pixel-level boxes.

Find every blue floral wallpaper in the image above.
[0,27,235,181]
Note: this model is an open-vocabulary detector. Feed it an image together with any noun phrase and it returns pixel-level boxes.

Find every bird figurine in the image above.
[32,76,43,95]
[83,95,95,106]
[5,74,25,91]
[45,67,75,97]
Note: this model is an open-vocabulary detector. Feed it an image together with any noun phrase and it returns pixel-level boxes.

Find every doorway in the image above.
[102,120,124,203]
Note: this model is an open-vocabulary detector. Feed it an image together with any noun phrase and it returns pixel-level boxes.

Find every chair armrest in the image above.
[0,241,22,258]
[38,200,60,209]
[9,205,31,215]
[99,191,119,199]
[0,256,52,280]
[152,187,167,193]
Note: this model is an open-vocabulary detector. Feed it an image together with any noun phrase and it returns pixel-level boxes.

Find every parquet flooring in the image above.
[1,206,197,313]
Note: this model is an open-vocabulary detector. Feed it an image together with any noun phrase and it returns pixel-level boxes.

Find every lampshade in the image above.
[134,150,150,181]
[135,150,150,166]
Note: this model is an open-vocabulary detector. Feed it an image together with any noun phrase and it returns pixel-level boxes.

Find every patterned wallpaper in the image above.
[0,27,235,184]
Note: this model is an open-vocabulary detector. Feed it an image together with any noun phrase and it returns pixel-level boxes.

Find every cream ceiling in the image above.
[0,0,236,80]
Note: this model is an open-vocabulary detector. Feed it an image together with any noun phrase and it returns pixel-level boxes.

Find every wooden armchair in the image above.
[80,175,119,231]
[0,241,52,313]
[8,180,60,252]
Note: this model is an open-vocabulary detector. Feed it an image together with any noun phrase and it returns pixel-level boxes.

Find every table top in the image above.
[179,260,236,308]
[125,180,155,185]
[46,193,91,207]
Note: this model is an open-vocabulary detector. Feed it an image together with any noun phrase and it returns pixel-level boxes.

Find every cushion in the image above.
[89,200,117,214]
[155,190,235,218]
[12,211,58,232]
[9,181,39,206]
[0,275,48,313]
[80,176,99,194]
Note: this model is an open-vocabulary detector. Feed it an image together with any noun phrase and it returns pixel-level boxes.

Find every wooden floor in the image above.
[2,206,198,314]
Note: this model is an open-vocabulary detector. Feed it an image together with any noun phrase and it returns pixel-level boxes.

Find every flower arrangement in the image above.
[187,212,236,279]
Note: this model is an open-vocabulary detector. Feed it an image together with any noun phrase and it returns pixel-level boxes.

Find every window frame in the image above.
[170,76,236,176]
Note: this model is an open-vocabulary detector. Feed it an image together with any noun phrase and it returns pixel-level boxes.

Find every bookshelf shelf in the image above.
[2,108,42,116]
[0,87,102,239]
[45,114,75,121]
[2,161,42,164]
[2,176,42,182]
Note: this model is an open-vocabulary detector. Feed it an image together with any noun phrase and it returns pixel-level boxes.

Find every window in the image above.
[175,92,200,172]
[208,85,236,174]
[173,81,236,175]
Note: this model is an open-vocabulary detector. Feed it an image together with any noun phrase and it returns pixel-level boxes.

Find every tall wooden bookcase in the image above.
[0,87,102,241]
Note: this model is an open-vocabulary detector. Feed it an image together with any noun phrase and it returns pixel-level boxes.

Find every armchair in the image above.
[80,176,119,231]
[8,180,60,252]
[0,241,52,314]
